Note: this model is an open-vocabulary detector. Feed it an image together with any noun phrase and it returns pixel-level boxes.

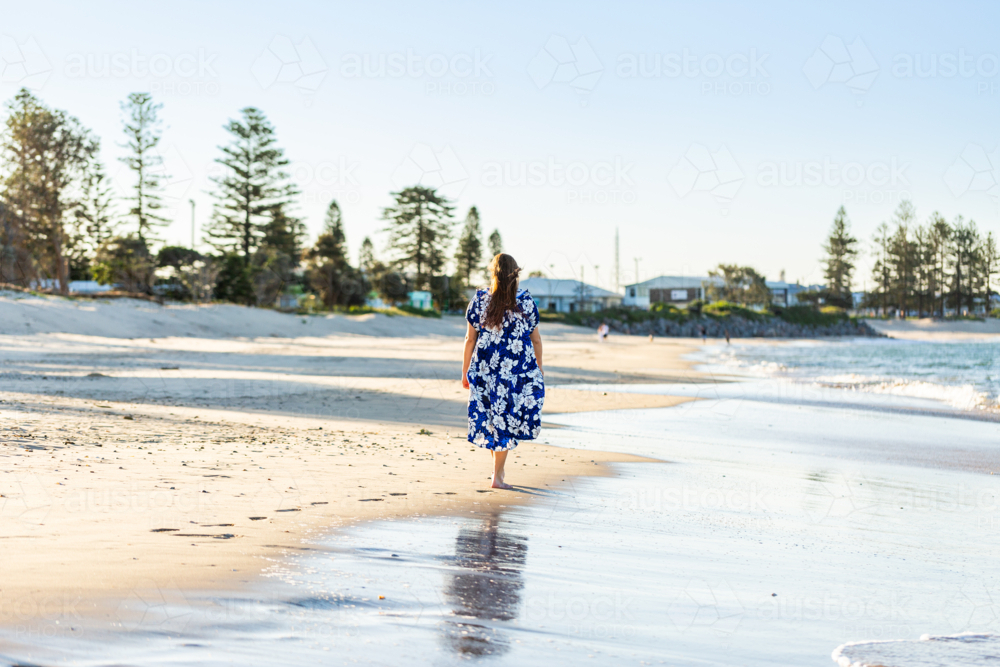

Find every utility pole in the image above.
[614,227,620,293]
[189,199,196,249]
[576,265,593,312]
[632,257,642,306]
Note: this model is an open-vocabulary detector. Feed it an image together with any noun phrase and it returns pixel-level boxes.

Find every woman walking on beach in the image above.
[462,253,545,489]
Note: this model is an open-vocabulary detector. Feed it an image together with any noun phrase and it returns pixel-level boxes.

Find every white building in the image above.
[30,279,114,294]
[407,290,433,310]
[766,281,826,307]
[622,276,721,308]
[520,277,622,313]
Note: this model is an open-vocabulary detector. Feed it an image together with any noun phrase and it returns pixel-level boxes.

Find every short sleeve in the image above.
[520,290,539,331]
[466,290,483,331]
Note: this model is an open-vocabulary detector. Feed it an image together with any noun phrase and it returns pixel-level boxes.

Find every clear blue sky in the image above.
[4,0,999,290]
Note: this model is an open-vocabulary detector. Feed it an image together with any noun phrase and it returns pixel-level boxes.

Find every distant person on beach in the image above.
[699,325,707,343]
[597,322,609,341]
[462,253,545,490]
[725,329,730,345]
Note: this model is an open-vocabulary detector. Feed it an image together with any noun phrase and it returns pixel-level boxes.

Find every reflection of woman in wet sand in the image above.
[462,254,545,490]
[441,512,527,657]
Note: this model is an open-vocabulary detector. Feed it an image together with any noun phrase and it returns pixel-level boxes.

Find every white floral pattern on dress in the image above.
[465,288,544,451]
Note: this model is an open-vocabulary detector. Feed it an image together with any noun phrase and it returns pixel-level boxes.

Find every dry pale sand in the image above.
[866,317,1000,340]
[0,294,706,622]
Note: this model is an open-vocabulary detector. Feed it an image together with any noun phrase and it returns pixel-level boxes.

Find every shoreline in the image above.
[2,299,999,665]
[1,393,660,625]
[0,297,704,626]
[9,368,998,665]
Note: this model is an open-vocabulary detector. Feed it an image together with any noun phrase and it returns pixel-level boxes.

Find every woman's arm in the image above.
[530,328,543,376]
[462,322,478,389]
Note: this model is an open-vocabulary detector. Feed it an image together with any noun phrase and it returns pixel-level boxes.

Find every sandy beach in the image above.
[4,296,1000,666]
[0,294,702,624]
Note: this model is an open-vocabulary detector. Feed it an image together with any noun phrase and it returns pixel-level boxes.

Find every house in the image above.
[519,277,622,313]
[623,276,722,309]
[766,281,826,307]
[408,290,433,310]
[276,293,299,310]
[30,279,113,294]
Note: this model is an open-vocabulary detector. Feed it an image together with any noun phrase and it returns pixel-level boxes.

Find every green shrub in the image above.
[649,303,687,321]
[702,301,766,321]
[777,304,846,326]
[91,235,155,293]
[214,253,255,305]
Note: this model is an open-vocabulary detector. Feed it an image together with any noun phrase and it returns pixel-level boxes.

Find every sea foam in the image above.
[833,632,1000,667]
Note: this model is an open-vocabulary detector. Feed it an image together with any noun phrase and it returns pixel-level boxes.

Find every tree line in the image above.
[706,202,998,317]
[820,201,998,316]
[0,88,503,310]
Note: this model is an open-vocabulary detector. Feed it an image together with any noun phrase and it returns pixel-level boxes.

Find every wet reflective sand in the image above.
[2,380,998,666]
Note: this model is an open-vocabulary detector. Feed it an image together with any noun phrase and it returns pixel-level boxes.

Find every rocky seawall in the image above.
[584,315,885,338]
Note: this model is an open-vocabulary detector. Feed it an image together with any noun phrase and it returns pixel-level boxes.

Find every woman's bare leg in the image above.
[491,449,513,489]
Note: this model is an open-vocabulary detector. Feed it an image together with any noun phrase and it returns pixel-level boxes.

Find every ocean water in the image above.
[3,377,999,667]
[707,338,1000,412]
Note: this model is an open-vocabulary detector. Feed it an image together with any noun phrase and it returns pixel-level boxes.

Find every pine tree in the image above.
[980,231,999,311]
[950,216,979,315]
[0,89,45,285]
[488,228,503,258]
[454,206,483,289]
[308,200,348,270]
[359,236,375,274]
[204,107,299,263]
[305,200,363,307]
[912,224,930,317]
[889,223,914,315]
[870,222,892,315]
[888,200,917,315]
[927,213,951,317]
[75,160,116,249]
[67,159,115,281]
[0,89,97,292]
[259,205,304,261]
[381,185,454,290]
[119,93,168,244]
[821,206,858,307]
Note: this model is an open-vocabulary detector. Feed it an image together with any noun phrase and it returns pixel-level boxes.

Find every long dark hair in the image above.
[483,253,521,330]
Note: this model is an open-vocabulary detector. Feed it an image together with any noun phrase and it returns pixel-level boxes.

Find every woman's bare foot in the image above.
[490,472,514,490]
[489,449,513,489]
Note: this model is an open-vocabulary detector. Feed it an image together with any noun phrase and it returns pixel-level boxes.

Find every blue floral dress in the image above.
[466,288,545,451]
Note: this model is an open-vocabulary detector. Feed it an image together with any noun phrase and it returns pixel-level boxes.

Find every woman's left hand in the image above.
[462,376,470,389]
